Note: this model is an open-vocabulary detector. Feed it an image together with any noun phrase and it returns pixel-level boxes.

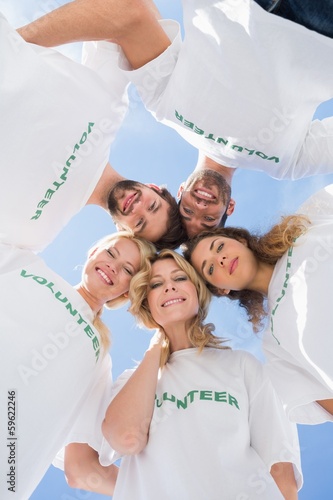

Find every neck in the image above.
[86,162,125,208]
[195,153,235,186]
[250,262,275,296]
[75,283,104,314]
[164,322,193,353]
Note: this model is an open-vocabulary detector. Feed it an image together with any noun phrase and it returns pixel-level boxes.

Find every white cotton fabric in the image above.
[0,244,112,499]
[263,184,333,424]
[104,348,302,500]
[117,0,333,179]
[0,13,129,252]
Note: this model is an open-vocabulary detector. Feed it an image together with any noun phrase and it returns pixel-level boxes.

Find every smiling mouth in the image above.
[122,192,138,214]
[229,258,238,275]
[96,268,113,285]
[162,298,185,307]
[193,188,216,202]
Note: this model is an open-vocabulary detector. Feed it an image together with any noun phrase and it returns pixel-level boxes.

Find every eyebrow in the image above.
[201,238,218,275]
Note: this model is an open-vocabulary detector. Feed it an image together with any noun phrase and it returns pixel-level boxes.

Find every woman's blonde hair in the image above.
[183,215,310,332]
[129,249,229,366]
[87,231,156,352]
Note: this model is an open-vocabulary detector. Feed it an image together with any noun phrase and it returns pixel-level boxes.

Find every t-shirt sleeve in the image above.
[53,354,117,470]
[82,40,130,141]
[297,183,333,218]
[117,19,181,111]
[244,354,303,490]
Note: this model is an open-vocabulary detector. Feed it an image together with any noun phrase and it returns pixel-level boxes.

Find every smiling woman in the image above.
[98,250,302,500]
[0,231,155,499]
[183,184,333,426]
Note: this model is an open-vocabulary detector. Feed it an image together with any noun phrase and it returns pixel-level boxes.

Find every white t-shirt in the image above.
[0,244,112,499]
[263,184,333,424]
[117,0,333,179]
[0,13,129,252]
[105,348,302,500]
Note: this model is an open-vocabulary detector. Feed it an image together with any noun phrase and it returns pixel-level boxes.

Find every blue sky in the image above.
[2,0,333,498]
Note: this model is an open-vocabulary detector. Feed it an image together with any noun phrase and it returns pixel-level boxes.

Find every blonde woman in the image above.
[0,231,155,499]
[184,184,333,425]
[100,250,302,500]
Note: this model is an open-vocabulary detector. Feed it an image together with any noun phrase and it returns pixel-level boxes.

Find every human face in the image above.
[190,236,259,293]
[108,180,170,242]
[178,170,234,238]
[147,258,199,332]
[83,238,141,304]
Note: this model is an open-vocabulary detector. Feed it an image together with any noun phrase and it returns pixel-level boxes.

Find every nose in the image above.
[106,262,118,275]
[165,282,177,293]
[195,198,208,208]
[218,256,226,266]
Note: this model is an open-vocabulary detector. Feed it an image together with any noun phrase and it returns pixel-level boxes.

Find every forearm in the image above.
[103,340,162,454]
[64,443,118,495]
[270,462,298,500]
[17,0,170,69]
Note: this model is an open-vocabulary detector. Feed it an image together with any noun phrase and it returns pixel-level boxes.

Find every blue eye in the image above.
[175,275,187,282]
[217,243,224,253]
[208,264,214,276]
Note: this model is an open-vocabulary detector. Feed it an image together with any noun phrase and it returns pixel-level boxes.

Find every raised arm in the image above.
[64,443,118,495]
[102,331,164,455]
[17,0,170,69]
[270,462,298,500]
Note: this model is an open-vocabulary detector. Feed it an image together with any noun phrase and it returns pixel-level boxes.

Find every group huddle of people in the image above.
[1,0,333,498]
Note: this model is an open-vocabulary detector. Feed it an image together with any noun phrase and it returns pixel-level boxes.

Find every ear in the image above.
[177,182,185,200]
[145,183,162,193]
[215,288,230,297]
[226,198,236,216]
[123,292,129,298]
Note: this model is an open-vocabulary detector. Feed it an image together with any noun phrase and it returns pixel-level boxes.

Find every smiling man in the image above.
[107,180,179,245]
[177,156,235,238]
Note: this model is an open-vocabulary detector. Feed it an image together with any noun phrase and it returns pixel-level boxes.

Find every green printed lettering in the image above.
[155,395,163,408]
[33,276,47,285]
[44,189,55,200]
[176,397,188,410]
[76,314,88,326]
[244,148,255,155]
[65,303,78,317]
[163,392,176,402]
[267,156,280,163]
[92,336,100,351]
[88,122,95,134]
[53,180,65,190]
[216,137,228,146]
[228,394,240,409]
[183,120,194,129]
[187,390,199,403]
[200,390,213,401]
[231,145,243,152]
[31,210,42,220]
[20,270,34,278]
[84,324,95,339]
[95,348,100,360]
[80,132,87,144]
[37,199,49,209]
[73,143,80,153]
[60,167,69,182]
[65,155,76,168]
[55,291,68,304]
[255,151,268,159]
[194,126,204,135]
[175,110,183,122]
[46,282,55,294]
[205,133,216,141]
[214,391,227,402]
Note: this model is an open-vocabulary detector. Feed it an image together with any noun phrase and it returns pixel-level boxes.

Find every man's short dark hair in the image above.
[153,187,187,250]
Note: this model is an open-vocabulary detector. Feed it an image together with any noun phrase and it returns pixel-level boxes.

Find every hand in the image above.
[148,329,166,350]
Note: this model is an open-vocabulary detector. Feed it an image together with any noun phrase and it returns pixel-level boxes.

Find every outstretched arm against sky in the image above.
[17,0,170,69]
